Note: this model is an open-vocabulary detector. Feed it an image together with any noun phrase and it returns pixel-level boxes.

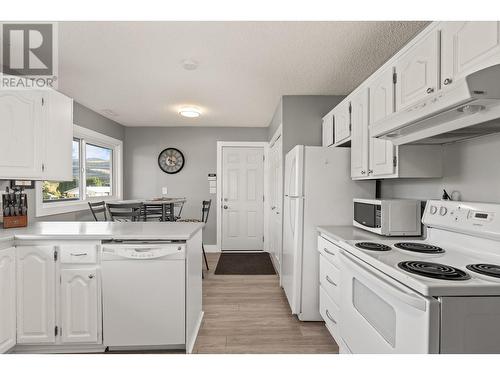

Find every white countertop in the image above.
[317,225,424,243]
[0,221,204,241]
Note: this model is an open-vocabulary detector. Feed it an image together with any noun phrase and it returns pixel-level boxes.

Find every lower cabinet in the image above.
[15,244,102,349]
[16,246,56,344]
[0,247,16,353]
[60,268,99,344]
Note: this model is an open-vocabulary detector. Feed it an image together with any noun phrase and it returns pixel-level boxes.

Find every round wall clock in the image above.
[158,148,185,174]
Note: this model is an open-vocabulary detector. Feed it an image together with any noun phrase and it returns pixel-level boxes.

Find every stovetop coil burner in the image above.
[394,242,445,254]
[466,264,500,279]
[355,242,391,251]
[398,261,471,280]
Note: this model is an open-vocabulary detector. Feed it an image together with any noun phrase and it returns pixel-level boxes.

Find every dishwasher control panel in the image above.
[102,243,185,260]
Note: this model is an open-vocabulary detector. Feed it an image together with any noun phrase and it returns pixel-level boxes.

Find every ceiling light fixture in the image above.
[179,107,201,118]
[182,59,199,71]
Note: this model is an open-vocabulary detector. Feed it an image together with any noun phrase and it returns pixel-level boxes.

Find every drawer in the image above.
[319,254,340,304]
[59,244,98,264]
[320,285,340,331]
[317,235,341,266]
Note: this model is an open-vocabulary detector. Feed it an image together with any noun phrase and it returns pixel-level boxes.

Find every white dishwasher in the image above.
[101,241,185,349]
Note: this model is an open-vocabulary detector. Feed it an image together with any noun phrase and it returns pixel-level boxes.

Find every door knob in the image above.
[88,274,95,279]
[271,206,276,210]
[361,170,366,175]
[443,78,452,85]
[223,205,228,209]
[426,87,435,94]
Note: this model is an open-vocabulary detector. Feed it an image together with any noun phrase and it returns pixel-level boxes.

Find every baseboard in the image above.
[203,244,220,253]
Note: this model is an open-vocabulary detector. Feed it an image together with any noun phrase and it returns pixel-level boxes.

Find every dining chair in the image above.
[106,202,144,222]
[178,200,211,271]
[88,201,108,221]
[142,204,164,221]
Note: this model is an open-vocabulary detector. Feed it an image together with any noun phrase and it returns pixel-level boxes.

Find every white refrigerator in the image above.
[282,145,375,321]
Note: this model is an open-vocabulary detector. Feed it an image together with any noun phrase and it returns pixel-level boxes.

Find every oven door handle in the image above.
[339,250,427,312]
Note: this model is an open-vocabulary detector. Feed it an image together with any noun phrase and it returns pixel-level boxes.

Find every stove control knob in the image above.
[439,206,448,216]
[429,205,438,215]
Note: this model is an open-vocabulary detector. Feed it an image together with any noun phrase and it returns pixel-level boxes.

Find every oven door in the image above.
[339,251,439,353]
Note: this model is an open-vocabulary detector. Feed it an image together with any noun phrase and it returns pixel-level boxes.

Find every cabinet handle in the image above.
[325,275,337,287]
[323,248,336,257]
[88,274,95,279]
[361,170,366,175]
[443,78,452,85]
[325,309,337,324]
[368,169,373,174]
[70,252,88,256]
[426,87,435,94]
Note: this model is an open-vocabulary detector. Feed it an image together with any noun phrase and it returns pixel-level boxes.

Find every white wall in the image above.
[381,132,500,203]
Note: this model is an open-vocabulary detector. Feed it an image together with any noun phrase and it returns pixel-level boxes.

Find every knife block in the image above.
[2,192,28,229]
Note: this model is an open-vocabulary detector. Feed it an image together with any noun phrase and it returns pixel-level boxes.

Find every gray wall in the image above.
[123,126,269,245]
[381,133,500,203]
[0,101,126,222]
[281,95,344,153]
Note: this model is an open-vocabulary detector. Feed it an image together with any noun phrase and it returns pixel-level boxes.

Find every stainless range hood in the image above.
[370,64,500,145]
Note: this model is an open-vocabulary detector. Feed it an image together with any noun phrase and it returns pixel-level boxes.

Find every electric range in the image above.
[336,199,500,353]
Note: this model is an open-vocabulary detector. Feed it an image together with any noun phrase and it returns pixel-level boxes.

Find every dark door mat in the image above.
[214,252,276,275]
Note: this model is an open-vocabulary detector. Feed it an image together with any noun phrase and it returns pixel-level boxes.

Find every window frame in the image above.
[35,125,123,217]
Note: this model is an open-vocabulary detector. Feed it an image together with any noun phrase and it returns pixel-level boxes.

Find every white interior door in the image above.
[268,136,283,270]
[222,147,265,250]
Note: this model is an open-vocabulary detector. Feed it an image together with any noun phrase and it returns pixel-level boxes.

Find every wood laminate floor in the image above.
[192,253,339,354]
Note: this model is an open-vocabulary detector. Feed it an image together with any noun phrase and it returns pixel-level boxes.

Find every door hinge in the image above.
[55,326,58,336]
[42,97,45,106]
[348,102,352,114]
[54,249,58,262]
[393,72,397,84]
[393,156,398,167]
[263,195,265,202]
[263,155,265,162]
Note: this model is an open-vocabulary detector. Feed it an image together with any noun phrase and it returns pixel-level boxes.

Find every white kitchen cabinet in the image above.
[440,21,500,88]
[0,247,16,353]
[0,91,43,179]
[333,101,351,145]
[395,30,440,111]
[368,67,397,177]
[350,89,369,178]
[60,268,99,344]
[0,89,73,181]
[322,111,334,147]
[16,246,56,344]
[41,91,74,181]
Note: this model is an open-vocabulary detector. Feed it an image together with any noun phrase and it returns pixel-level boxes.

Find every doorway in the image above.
[217,142,267,251]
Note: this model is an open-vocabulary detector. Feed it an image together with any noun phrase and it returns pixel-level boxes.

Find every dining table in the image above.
[116,198,187,222]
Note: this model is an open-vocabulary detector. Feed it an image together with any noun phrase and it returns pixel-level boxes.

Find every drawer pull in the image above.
[325,309,337,324]
[70,252,88,256]
[325,275,337,287]
[324,248,336,256]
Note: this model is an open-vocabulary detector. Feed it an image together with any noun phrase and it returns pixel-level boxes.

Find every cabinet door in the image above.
[60,268,99,343]
[333,102,350,144]
[0,91,43,179]
[369,67,395,125]
[322,113,334,147]
[42,91,74,181]
[395,31,439,111]
[0,247,16,353]
[369,132,396,177]
[350,89,369,178]
[441,21,500,88]
[16,246,56,344]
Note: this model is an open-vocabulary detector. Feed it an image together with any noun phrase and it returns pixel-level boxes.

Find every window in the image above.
[36,125,122,217]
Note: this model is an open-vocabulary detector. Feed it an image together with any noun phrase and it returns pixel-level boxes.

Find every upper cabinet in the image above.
[0,91,43,179]
[350,89,369,178]
[333,101,351,145]
[0,89,73,181]
[395,30,440,111]
[322,111,334,147]
[440,21,500,88]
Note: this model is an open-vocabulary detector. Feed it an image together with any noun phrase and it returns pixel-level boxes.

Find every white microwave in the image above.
[353,198,422,236]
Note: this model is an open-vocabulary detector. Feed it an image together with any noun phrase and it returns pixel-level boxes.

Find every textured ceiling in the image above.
[58,21,429,127]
